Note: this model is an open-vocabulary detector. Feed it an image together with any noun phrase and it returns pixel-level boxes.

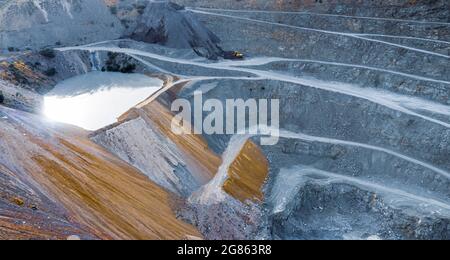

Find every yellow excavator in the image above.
[224,51,245,60]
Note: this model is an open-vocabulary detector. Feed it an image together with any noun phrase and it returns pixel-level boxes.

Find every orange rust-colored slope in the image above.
[0,59,51,87]
[0,107,201,240]
[223,140,269,203]
[141,78,221,181]
[139,101,222,181]
[0,162,93,240]
[92,77,220,187]
[0,203,89,240]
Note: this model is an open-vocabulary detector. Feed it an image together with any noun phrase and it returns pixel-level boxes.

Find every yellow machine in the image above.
[232,51,244,58]
[224,51,245,59]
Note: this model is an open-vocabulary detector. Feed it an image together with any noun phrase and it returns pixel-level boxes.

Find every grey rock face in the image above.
[0,48,91,111]
[269,177,450,240]
[190,10,450,80]
[178,75,450,239]
[150,1,449,236]
[91,117,200,197]
[78,31,449,239]
[174,0,450,22]
[0,79,42,113]
[182,197,265,240]
[0,0,123,50]
[181,78,450,170]
[114,1,223,59]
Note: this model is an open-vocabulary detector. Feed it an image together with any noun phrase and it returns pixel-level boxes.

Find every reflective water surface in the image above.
[44,72,162,130]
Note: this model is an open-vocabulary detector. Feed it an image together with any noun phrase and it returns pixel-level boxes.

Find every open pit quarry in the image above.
[0,0,449,240]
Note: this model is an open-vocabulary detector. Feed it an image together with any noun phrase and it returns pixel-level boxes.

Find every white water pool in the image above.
[44,72,162,130]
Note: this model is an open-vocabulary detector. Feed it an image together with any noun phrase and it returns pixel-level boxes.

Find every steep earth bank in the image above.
[0,105,201,240]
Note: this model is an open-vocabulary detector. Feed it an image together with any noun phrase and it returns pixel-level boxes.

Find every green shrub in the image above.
[7,47,19,52]
[105,52,136,73]
[110,6,117,15]
[136,5,146,15]
[44,68,57,77]
[39,49,56,59]
[8,64,29,85]
[120,63,136,73]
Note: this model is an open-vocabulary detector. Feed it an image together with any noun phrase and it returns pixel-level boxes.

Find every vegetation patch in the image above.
[7,47,19,52]
[103,52,137,74]
[109,6,117,15]
[44,68,57,77]
[39,49,56,59]
[12,197,25,207]
[7,63,30,85]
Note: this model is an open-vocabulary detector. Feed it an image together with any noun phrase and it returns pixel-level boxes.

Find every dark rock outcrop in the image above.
[113,1,223,59]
